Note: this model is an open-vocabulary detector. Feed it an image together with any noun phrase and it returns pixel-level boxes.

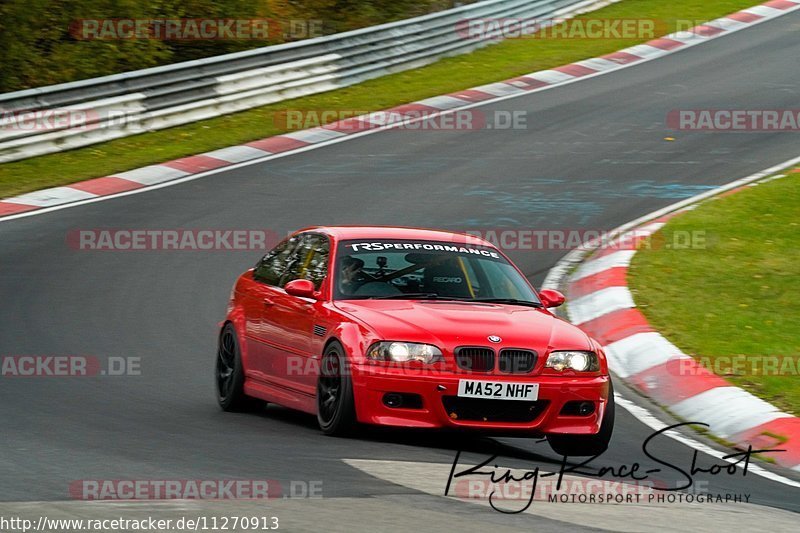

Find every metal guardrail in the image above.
[0,0,598,163]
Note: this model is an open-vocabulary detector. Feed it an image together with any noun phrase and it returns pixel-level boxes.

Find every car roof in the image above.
[298,226,494,247]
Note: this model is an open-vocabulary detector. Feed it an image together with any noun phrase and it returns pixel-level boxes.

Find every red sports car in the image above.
[216,226,614,455]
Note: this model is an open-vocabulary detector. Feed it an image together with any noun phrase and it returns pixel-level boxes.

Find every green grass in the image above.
[0,0,756,198]
[628,173,800,415]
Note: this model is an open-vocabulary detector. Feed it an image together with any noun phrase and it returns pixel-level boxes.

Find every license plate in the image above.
[457,379,539,401]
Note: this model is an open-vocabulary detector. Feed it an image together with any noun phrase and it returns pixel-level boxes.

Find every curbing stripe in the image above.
[664,31,713,46]
[725,11,763,22]
[282,127,348,144]
[1,186,97,207]
[246,135,309,153]
[731,418,800,468]
[574,57,628,72]
[567,266,628,299]
[744,4,786,15]
[414,95,470,110]
[68,177,145,196]
[645,38,685,51]
[202,145,272,163]
[111,165,190,186]
[552,63,598,77]
[670,387,793,439]
[571,250,636,281]
[448,89,496,101]
[524,70,575,84]
[505,76,550,90]
[389,103,441,115]
[323,117,378,133]
[469,82,526,96]
[628,359,730,406]
[573,306,653,345]
[162,155,231,174]
[362,111,406,125]
[604,332,690,378]
[707,16,753,31]
[600,51,643,64]
[681,24,725,38]
[618,44,669,59]
[569,285,635,325]
[0,202,38,215]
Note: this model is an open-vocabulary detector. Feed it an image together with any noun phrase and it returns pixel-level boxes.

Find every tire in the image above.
[317,341,357,436]
[548,380,615,457]
[216,323,265,412]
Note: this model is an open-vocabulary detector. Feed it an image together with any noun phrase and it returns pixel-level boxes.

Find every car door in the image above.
[265,233,330,396]
[246,235,301,381]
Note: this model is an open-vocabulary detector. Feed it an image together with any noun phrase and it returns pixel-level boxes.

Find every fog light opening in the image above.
[383,393,403,408]
[382,393,424,409]
[560,400,596,416]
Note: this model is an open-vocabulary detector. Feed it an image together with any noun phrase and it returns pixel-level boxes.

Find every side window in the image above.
[280,234,330,290]
[253,236,300,286]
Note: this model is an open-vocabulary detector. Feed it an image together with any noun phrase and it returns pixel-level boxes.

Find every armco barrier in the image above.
[0,0,606,163]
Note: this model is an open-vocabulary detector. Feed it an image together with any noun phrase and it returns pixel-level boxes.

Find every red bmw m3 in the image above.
[217,226,614,455]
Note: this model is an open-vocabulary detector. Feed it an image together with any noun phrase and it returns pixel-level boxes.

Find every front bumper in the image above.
[351,364,610,435]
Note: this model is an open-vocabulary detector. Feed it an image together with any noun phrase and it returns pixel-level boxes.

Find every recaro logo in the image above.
[432,276,463,283]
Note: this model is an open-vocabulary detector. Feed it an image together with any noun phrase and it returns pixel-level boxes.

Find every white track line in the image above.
[615,394,800,488]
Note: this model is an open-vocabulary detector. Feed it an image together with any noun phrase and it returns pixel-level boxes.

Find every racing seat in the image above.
[422,260,474,298]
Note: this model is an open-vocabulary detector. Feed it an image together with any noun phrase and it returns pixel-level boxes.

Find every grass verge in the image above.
[0,0,756,198]
[628,173,800,414]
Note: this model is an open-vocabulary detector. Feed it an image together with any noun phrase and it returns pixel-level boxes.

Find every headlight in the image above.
[367,342,443,364]
[545,351,598,372]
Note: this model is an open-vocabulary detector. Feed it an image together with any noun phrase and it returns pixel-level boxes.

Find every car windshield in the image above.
[334,239,540,304]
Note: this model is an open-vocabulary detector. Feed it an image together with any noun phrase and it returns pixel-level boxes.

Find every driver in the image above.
[338,256,366,295]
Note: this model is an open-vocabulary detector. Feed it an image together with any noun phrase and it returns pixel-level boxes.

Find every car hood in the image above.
[334,299,592,353]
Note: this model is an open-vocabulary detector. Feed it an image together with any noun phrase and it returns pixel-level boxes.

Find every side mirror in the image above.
[284,279,318,299]
[538,288,565,309]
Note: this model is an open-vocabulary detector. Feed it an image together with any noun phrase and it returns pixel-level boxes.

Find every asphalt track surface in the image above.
[2,9,800,531]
